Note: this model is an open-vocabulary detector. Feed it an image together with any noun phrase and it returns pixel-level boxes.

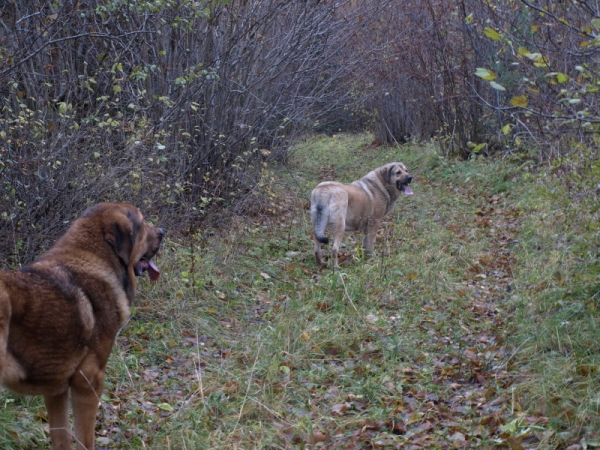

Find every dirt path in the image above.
[391,179,535,449]
[303,172,535,448]
[247,143,541,448]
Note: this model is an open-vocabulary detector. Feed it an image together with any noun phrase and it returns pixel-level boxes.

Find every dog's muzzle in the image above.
[397,176,413,195]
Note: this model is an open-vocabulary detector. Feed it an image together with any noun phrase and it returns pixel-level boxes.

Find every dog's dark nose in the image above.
[407,175,413,184]
[159,228,165,238]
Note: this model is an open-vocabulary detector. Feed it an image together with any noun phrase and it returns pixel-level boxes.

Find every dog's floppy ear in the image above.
[383,164,396,183]
[103,212,137,266]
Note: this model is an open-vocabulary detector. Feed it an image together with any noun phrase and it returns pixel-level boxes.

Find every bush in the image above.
[0,0,392,263]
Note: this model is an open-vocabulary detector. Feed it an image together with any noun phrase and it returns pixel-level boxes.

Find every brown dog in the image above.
[311,162,413,266]
[0,202,164,450]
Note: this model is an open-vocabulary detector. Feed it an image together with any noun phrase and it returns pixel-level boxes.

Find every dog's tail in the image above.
[313,203,329,244]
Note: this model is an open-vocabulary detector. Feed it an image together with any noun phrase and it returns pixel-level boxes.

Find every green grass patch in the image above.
[508,163,600,444]
[1,134,599,448]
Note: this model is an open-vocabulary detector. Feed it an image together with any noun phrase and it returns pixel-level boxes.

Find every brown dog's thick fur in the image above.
[311,162,413,266]
[0,202,164,450]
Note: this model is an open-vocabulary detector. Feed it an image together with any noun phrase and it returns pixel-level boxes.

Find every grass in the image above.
[1,133,599,448]
[507,162,600,443]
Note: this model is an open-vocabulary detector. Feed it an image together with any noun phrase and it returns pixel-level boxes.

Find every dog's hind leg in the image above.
[71,365,105,450]
[314,239,324,265]
[331,215,346,267]
[311,202,329,265]
[0,290,9,381]
[45,391,72,450]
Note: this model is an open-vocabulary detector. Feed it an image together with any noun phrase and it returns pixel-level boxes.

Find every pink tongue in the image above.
[148,260,160,281]
[404,185,414,195]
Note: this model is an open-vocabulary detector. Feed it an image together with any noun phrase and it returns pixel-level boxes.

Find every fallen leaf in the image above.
[306,431,328,444]
[505,437,525,450]
[366,313,378,324]
[464,350,478,360]
[332,403,351,415]
[449,431,465,442]
[158,403,174,412]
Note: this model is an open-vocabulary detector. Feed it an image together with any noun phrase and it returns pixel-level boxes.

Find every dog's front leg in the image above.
[44,391,72,450]
[363,218,381,255]
[71,367,104,450]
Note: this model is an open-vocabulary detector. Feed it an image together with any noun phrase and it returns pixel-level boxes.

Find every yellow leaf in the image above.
[531,24,540,33]
[525,52,543,61]
[464,13,473,24]
[475,68,496,81]
[517,47,530,57]
[489,81,506,91]
[300,332,310,341]
[472,143,486,153]
[502,124,511,135]
[484,27,501,40]
[113,85,121,94]
[510,95,528,107]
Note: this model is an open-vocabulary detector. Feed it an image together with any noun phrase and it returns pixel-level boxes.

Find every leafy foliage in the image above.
[0,0,392,263]
[344,0,600,161]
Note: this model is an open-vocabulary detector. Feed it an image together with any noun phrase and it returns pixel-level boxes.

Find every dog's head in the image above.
[89,203,164,283]
[381,162,413,196]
